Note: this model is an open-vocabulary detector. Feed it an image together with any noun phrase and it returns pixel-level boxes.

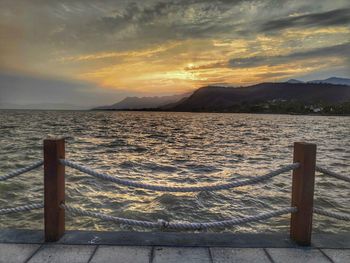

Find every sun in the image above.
[187,63,195,69]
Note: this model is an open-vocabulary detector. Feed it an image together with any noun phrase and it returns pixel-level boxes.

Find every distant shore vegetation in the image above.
[94,100,350,115]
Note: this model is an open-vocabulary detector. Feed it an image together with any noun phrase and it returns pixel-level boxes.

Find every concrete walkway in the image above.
[1,230,349,263]
[0,243,349,263]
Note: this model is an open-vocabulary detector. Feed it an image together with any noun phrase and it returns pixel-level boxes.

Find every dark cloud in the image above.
[44,0,267,53]
[3,0,348,55]
[229,42,350,67]
[261,8,350,32]
[55,1,349,54]
[95,0,240,38]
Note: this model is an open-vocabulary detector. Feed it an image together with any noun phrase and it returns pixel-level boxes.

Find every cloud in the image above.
[1,0,350,102]
[229,42,350,68]
[92,0,242,44]
[2,0,349,56]
[60,42,180,62]
[261,8,350,32]
[184,61,228,70]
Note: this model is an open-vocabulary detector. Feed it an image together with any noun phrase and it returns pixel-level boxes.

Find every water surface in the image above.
[0,110,349,233]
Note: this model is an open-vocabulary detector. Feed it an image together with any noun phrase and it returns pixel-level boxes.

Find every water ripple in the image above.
[0,110,349,233]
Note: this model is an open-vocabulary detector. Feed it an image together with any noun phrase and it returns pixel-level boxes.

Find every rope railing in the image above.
[313,208,350,221]
[0,160,43,181]
[315,165,350,183]
[62,203,297,230]
[60,159,299,192]
[0,139,348,246]
[0,202,44,215]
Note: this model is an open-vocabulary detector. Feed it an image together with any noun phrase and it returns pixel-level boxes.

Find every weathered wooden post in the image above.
[44,138,65,242]
[290,142,316,246]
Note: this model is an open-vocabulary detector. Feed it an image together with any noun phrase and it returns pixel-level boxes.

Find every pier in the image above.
[0,139,349,262]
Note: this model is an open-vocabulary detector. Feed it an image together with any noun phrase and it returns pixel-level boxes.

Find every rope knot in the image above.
[157,219,169,229]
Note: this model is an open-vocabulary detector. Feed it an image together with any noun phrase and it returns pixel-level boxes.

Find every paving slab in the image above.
[56,230,296,247]
[2,229,350,248]
[321,249,350,263]
[210,247,271,263]
[153,247,211,263]
[27,244,95,263]
[90,245,151,263]
[0,243,40,263]
[312,234,350,248]
[0,229,44,244]
[266,248,331,263]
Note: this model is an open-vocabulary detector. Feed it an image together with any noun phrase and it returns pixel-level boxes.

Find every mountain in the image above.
[94,93,190,110]
[285,77,350,85]
[92,78,350,114]
[308,77,350,86]
[169,82,350,112]
[286,79,304,84]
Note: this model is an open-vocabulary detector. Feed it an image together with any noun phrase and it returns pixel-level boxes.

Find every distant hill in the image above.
[284,77,350,86]
[94,93,190,110]
[286,79,304,84]
[308,77,350,86]
[93,77,350,114]
[168,82,350,113]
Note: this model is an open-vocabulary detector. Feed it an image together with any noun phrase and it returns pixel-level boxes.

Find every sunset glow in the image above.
[0,0,349,106]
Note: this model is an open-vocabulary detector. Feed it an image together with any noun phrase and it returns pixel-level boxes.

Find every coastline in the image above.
[90,108,350,117]
[1,108,350,116]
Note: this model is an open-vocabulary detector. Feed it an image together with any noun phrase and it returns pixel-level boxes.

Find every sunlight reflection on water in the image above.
[0,110,349,233]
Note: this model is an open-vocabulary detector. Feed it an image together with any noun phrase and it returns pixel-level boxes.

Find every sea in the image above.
[0,110,349,233]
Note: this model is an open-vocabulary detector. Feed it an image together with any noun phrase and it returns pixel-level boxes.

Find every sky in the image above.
[0,0,349,108]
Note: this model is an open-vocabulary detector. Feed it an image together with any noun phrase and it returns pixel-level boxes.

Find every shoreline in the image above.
[91,108,350,117]
[1,108,349,117]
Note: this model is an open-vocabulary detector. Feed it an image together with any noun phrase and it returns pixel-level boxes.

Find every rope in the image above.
[0,160,44,181]
[62,204,296,230]
[314,208,350,221]
[315,165,350,183]
[60,159,299,192]
[0,202,44,215]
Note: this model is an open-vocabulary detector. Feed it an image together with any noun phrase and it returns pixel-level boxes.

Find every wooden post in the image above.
[290,142,316,246]
[44,138,65,242]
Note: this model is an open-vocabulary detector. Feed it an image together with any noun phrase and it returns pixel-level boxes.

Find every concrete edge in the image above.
[0,229,349,248]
